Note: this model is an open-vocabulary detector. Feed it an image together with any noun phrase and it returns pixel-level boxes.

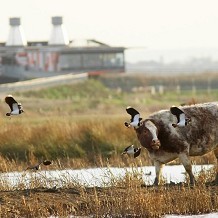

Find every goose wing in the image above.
[126,107,140,117]
[122,144,133,154]
[170,106,184,123]
[5,95,18,111]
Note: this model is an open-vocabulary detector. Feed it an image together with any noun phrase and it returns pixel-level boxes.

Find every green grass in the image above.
[19,79,115,102]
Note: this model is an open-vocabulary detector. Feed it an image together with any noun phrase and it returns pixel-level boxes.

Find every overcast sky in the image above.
[1,0,218,62]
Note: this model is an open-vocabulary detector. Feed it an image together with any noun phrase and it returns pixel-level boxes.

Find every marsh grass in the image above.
[0,115,146,169]
[72,169,218,217]
[0,163,217,217]
[0,114,216,173]
[0,74,218,216]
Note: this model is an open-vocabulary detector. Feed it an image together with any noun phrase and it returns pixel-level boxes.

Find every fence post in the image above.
[176,85,181,94]
[158,85,164,95]
[150,86,156,95]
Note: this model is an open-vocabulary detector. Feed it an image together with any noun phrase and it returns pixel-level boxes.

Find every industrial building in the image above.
[0,17,125,80]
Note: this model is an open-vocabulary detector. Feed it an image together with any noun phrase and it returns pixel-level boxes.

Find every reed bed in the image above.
[0,116,216,173]
[0,166,217,217]
[0,75,217,216]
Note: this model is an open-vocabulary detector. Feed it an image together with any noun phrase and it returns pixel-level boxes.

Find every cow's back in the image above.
[149,102,218,156]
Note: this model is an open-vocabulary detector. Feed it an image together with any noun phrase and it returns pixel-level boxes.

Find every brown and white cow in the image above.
[125,102,218,185]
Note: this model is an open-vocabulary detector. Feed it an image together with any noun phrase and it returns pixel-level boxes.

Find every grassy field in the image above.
[0,73,218,217]
[0,74,218,170]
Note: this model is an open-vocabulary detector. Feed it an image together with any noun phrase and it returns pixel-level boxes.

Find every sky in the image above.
[1,0,218,62]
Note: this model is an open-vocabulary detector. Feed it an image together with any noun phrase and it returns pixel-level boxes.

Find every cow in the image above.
[124,102,218,186]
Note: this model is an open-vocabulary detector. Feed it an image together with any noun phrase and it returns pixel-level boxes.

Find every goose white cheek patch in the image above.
[178,113,186,126]
[145,121,158,141]
[130,114,140,127]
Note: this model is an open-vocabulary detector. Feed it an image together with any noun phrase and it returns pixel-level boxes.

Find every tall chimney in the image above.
[48,16,69,45]
[6,17,27,46]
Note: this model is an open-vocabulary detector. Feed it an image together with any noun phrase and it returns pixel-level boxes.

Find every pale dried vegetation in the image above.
[0,168,217,217]
[0,74,217,217]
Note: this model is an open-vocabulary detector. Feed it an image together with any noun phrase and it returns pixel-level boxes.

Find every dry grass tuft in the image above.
[0,162,217,217]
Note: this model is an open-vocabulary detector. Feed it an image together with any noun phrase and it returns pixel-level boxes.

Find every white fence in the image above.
[0,73,88,93]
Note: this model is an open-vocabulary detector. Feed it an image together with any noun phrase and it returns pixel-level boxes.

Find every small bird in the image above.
[25,160,52,171]
[121,145,141,158]
[5,95,24,116]
[124,106,142,128]
[170,106,191,128]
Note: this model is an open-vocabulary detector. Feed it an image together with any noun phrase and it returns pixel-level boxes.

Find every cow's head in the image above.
[125,107,161,150]
[135,119,161,150]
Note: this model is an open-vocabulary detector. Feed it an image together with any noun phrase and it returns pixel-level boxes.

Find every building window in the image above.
[59,54,82,70]
[103,52,123,67]
[82,53,103,68]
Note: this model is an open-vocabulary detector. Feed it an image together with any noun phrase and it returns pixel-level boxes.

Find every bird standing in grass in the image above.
[5,95,24,116]
[122,144,141,158]
[25,160,52,171]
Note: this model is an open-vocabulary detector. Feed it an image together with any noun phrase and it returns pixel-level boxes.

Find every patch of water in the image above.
[0,164,214,189]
